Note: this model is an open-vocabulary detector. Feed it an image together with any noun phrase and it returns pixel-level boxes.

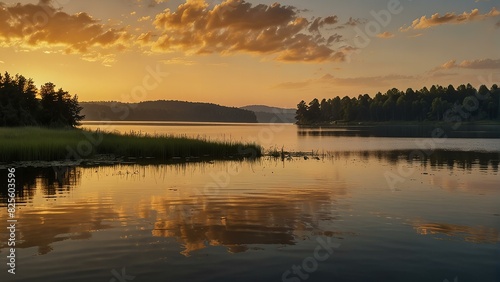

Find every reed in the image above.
[0,127,262,162]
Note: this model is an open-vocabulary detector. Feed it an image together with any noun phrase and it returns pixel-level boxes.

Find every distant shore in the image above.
[295,121,500,139]
[296,120,500,127]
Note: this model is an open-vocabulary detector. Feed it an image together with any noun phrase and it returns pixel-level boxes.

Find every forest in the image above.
[81,101,258,123]
[0,72,83,127]
[295,84,500,124]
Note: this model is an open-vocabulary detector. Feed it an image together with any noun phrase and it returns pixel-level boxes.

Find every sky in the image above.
[0,0,499,108]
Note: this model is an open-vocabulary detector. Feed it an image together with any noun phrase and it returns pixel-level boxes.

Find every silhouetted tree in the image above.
[296,100,309,123]
[0,72,84,127]
[306,99,321,122]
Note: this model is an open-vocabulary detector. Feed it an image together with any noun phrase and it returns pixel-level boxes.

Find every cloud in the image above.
[376,31,395,39]
[0,0,131,63]
[274,73,414,89]
[138,16,151,22]
[439,60,458,69]
[408,33,423,38]
[136,0,169,8]
[137,31,154,45]
[327,34,342,44]
[150,0,346,62]
[433,58,500,70]
[431,71,458,78]
[334,17,365,30]
[344,17,363,26]
[81,53,117,67]
[400,7,500,31]
[308,16,338,33]
[160,57,196,66]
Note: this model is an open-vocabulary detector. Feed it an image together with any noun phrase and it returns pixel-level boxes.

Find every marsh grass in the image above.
[0,127,262,162]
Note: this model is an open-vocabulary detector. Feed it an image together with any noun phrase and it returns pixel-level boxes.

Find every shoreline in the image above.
[4,148,500,169]
[0,127,262,163]
[296,120,500,127]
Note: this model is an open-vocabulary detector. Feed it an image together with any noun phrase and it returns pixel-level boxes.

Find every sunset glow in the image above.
[1,0,499,107]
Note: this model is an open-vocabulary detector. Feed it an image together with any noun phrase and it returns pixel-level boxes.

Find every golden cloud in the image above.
[400,7,500,31]
[138,16,152,22]
[150,0,345,62]
[434,58,500,70]
[376,31,395,39]
[137,31,154,45]
[0,0,131,61]
[160,57,196,66]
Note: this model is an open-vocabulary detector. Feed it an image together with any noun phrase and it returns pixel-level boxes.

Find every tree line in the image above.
[81,100,258,123]
[296,84,500,124]
[0,72,83,127]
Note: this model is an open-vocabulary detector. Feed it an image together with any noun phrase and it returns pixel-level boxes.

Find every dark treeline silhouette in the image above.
[81,100,258,123]
[0,72,84,127]
[296,84,500,124]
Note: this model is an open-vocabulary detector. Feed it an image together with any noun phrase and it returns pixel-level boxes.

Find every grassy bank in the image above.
[0,127,262,162]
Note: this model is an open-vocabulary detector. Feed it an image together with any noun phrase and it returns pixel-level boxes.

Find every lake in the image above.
[1,122,499,282]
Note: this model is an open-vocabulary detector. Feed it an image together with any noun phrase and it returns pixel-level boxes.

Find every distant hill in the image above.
[240,105,295,123]
[81,100,258,123]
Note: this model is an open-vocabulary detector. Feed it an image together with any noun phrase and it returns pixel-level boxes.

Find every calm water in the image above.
[81,121,500,152]
[1,122,500,282]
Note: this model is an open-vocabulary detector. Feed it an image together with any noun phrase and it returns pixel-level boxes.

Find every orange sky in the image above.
[0,0,499,108]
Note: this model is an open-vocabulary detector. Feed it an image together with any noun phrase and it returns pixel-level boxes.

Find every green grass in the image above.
[0,127,262,162]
